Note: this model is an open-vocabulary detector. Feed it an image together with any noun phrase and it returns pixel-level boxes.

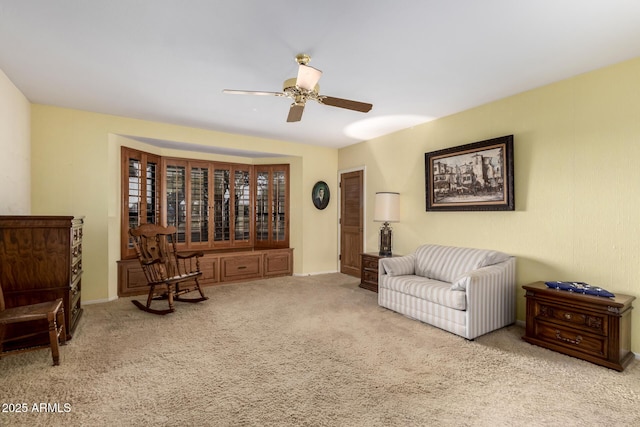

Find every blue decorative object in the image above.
[544,281,615,298]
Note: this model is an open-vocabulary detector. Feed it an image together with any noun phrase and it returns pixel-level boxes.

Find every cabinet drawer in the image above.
[118,260,150,296]
[536,302,606,335]
[363,270,378,284]
[70,295,83,334]
[199,255,219,285]
[533,320,607,359]
[220,254,262,281]
[71,258,83,283]
[70,282,81,306]
[72,243,82,260]
[71,294,82,321]
[72,226,83,245]
[362,256,379,271]
[264,251,292,276]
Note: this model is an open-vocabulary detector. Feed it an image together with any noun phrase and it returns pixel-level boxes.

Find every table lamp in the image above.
[374,192,400,256]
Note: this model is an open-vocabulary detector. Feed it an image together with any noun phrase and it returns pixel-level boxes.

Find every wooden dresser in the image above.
[0,216,83,341]
[522,281,634,371]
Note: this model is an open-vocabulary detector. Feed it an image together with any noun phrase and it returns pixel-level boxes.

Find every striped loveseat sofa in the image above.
[378,244,516,340]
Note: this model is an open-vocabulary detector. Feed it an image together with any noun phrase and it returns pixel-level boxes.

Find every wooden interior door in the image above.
[340,170,363,277]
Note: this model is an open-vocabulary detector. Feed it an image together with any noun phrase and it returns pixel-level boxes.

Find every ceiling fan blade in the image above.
[296,64,322,91]
[223,89,284,96]
[320,96,373,113]
[287,103,305,122]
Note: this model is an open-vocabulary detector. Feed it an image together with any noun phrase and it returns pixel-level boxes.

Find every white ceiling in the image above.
[1,1,640,152]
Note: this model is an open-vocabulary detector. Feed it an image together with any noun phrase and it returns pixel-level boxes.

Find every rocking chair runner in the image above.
[129,224,208,315]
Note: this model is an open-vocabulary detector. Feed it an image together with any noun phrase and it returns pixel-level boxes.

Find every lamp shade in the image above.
[374,192,400,222]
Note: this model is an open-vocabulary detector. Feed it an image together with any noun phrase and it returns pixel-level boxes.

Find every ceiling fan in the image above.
[223,54,373,122]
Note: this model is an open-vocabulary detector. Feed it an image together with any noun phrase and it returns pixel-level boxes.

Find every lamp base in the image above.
[378,222,393,257]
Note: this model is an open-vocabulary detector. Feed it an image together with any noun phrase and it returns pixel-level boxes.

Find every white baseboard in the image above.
[294,270,339,276]
[83,296,119,305]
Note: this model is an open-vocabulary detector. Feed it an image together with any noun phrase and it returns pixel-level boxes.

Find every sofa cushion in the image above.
[450,275,471,291]
[414,244,511,283]
[380,254,415,276]
[380,275,466,311]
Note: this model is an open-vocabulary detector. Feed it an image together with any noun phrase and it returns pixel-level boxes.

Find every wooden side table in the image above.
[360,253,398,293]
[522,281,635,371]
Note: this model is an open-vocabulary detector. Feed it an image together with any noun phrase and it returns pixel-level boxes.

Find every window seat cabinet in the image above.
[118,248,293,297]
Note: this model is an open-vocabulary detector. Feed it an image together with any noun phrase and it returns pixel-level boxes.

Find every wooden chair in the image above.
[0,283,66,366]
[129,224,208,315]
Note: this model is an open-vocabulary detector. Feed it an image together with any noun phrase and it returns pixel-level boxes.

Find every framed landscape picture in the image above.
[425,135,514,211]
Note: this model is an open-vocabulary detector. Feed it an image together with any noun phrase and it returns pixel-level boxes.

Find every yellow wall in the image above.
[30,106,339,301]
[10,56,640,352]
[339,57,640,351]
[0,68,31,214]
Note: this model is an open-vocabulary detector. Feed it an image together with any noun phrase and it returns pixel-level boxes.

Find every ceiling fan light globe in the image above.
[296,64,323,91]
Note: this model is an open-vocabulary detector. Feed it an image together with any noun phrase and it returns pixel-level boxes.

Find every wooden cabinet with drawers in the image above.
[118,248,293,296]
[523,281,634,371]
[220,252,263,282]
[359,253,398,293]
[360,253,381,292]
[0,215,84,341]
[263,249,293,277]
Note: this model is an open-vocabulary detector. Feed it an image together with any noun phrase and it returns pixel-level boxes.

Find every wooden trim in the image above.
[120,147,161,259]
[121,148,289,257]
[254,164,290,249]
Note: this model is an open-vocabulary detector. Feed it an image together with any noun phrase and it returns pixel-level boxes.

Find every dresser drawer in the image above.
[70,292,83,333]
[70,282,81,305]
[363,270,378,284]
[533,320,607,359]
[72,242,82,260]
[360,253,387,293]
[72,225,83,246]
[71,258,83,283]
[536,302,607,336]
[362,256,379,271]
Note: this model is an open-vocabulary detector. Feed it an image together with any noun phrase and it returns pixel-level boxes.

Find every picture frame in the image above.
[425,135,514,211]
[312,181,330,210]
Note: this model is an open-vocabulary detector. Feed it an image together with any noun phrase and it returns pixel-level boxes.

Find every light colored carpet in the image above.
[1,273,640,426]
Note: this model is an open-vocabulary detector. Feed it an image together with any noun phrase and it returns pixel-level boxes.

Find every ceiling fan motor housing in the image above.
[283,77,319,93]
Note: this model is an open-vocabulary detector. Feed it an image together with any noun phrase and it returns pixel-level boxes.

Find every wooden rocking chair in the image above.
[129,224,208,315]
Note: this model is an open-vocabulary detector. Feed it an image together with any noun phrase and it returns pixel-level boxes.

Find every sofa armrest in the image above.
[379,254,416,276]
[463,258,515,295]
[463,258,516,338]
